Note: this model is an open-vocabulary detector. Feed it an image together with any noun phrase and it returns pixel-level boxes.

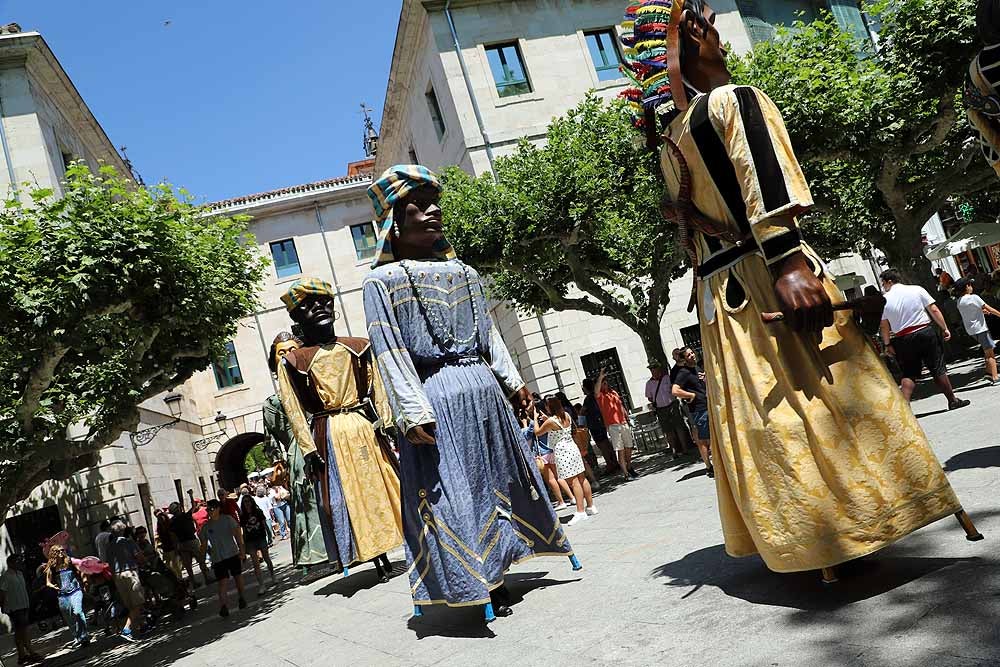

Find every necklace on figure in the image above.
[400,260,481,350]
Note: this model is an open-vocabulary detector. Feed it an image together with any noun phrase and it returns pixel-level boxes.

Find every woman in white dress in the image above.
[535,396,596,525]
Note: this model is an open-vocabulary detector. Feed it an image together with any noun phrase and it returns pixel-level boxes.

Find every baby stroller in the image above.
[139,556,195,624]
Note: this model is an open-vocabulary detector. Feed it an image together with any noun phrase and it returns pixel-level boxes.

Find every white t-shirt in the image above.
[253,495,274,517]
[957,293,989,335]
[882,284,935,335]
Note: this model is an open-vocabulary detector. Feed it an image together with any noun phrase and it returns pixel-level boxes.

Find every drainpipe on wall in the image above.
[313,202,354,336]
[0,77,19,201]
[536,313,566,393]
[444,0,497,177]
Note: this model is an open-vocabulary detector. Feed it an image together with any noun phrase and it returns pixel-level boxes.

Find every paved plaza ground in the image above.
[5,358,1000,667]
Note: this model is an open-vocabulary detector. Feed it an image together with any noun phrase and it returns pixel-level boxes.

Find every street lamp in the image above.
[192,411,229,451]
[129,393,183,447]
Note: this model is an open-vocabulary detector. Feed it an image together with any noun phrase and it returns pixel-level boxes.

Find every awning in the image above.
[924,223,1000,260]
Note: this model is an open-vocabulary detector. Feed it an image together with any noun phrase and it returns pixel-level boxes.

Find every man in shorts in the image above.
[880,269,971,409]
[108,520,146,642]
[594,368,638,481]
[672,348,713,478]
[955,276,1000,385]
[1,555,42,665]
[199,499,247,618]
[581,378,622,476]
[170,501,212,588]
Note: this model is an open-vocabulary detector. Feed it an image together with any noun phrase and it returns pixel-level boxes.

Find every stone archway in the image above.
[214,432,265,492]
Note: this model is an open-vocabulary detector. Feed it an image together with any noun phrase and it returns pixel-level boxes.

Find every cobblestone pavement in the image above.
[4,358,1000,667]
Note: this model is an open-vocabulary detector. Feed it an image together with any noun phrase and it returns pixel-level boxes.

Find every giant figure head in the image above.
[367,164,456,267]
[268,331,302,374]
[281,278,338,345]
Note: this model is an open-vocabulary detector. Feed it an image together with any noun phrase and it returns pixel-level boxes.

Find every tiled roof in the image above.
[209,171,373,211]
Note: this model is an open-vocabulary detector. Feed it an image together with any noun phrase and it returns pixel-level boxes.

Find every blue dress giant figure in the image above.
[363,165,580,622]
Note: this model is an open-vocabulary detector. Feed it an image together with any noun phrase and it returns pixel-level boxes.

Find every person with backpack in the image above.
[238,495,275,592]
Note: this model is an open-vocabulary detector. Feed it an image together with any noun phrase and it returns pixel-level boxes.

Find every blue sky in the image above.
[4,0,402,202]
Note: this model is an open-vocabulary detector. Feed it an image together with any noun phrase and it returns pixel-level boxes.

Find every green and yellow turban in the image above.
[281,277,335,312]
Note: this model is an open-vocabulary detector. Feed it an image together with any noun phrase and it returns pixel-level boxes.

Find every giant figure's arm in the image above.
[362,277,437,435]
[709,86,831,332]
[277,360,319,457]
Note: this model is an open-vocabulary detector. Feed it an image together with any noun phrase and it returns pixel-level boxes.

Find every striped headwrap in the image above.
[619,0,692,129]
[280,277,335,312]
[367,164,442,222]
[367,164,456,268]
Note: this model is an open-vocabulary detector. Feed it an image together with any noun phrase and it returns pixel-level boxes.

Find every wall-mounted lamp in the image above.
[192,411,229,452]
[130,393,183,447]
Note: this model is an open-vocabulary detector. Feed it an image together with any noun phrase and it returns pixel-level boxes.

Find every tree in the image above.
[728,0,1000,280]
[441,94,684,368]
[0,164,267,519]
[244,442,271,474]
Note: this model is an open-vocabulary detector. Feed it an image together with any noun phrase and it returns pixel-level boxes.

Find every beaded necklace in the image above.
[400,260,481,350]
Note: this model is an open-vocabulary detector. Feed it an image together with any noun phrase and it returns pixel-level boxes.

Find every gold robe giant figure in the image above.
[661,84,966,573]
[277,338,403,567]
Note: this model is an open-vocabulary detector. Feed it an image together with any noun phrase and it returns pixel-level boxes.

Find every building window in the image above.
[351,222,379,261]
[584,29,623,81]
[213,341,244,389]
[485,42,531,98]
[173,479,184,506]
[269,239,301,279]
[426,87,447,140]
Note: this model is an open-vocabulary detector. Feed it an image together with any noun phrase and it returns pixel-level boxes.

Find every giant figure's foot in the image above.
[490,584,514,617]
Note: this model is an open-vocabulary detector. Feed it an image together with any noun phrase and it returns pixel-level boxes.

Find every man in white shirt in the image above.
[252,485,275,546]
[955,277,1000,385]
[879,269,970,408]
[645,361,691,459]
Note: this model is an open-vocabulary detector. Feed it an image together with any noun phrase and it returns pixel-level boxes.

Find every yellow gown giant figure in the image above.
[620,0,981,577]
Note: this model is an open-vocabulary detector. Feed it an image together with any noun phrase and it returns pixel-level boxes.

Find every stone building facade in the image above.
[374,0,877,407]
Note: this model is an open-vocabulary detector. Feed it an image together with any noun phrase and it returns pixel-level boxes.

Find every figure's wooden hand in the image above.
[773,252,833,334]
[303,452,326,481]
[407,424,437,446]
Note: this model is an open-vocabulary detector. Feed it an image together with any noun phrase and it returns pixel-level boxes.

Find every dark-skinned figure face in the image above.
[290,295,336,344]
[681,3,731,92]
[392,184,445,261]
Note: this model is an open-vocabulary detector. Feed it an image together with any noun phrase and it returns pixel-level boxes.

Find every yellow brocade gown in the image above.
[660,84,963,572]
[278,338,403,566]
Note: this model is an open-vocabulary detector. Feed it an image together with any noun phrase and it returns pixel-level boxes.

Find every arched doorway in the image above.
[214,432,265,492]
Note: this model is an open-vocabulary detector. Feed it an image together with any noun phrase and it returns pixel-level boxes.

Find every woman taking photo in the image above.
[238,494,275,591]
[44,545,89,648]
[523,401,573,509]
[535,396,597,525]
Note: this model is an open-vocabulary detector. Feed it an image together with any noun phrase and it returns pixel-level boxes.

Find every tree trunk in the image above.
[637,321,670,371]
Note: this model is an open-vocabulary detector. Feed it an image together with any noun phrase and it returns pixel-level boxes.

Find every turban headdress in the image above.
[281,277,336,312]
[619,0,694,130]
[366,164,456,268]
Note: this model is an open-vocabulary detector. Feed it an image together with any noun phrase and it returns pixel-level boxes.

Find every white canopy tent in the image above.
[924,223,1000,261]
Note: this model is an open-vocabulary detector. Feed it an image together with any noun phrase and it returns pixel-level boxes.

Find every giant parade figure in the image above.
[362,165,580,622]
[967,0,1000,178]
[277,279,403,583]
[262,332,330,569]
[620,0,982,583]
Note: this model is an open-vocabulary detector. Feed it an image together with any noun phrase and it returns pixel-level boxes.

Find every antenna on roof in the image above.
[118,145,146,187]
[361,103,378,158]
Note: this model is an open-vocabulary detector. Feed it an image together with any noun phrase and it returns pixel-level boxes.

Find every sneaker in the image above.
[238,597,247,610]
[553,502,569,511]
[119,629,137,643]
[949,398,971,410]
[219,605,230,618]
[585,505,599,516]
[567,512,589,526]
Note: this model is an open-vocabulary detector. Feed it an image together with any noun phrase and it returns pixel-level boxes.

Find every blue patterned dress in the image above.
[363,259,573,607]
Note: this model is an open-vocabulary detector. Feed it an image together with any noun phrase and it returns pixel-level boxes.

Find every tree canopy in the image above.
[0,164,266,518]
[441,94,684,366]
[729,0,999,277]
